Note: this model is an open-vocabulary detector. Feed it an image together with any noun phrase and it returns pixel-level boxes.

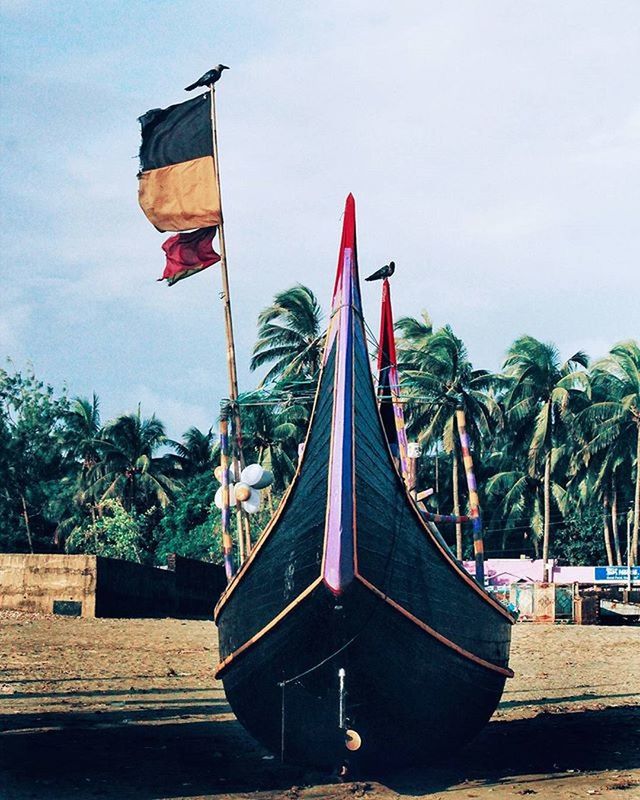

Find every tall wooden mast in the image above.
[208,82,251,562]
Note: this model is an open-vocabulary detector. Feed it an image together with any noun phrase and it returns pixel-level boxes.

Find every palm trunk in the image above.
[435,452,440,513]
[611,487,623,566]
[603,495,614,566]
[632,422,640,566]
[20,494,34,554]
[453,452,462,560]
[542,451,551,582]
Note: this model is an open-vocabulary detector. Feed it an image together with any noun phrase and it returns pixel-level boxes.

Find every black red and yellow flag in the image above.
[138,93,221,232]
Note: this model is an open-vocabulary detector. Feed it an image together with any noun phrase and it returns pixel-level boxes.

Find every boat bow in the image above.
[322,194,359,594]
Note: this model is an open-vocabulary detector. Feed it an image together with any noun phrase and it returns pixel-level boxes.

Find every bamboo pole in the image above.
[611,487,622,566]
[627,509,633,591]
[455,407,485,585]
[219,411,235,582]
[208,84,251,561]
[20,495,34,555]
[603,495,614,567]
[542,451,551,582]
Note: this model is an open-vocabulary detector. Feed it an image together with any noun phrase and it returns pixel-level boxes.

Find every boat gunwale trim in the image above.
[214,575,513,680]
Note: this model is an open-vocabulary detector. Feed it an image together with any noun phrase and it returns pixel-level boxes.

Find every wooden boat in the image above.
[214,194,515,769]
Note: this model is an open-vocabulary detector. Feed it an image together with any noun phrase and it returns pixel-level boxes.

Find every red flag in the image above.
[159,226,220,286]
[377,278,410,480]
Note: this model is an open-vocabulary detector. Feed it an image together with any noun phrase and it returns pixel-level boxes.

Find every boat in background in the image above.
[214,194,514,769]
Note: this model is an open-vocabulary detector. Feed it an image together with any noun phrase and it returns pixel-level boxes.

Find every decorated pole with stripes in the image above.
[421,510,472,525]
[455,406,485,585]
[219,409,235,582]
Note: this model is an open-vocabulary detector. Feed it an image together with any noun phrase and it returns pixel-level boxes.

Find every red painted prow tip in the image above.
[332,194,357,301]
[341,193,356,249]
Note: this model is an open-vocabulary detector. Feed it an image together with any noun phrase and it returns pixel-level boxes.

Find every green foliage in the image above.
[239,394,302,491]
[87,407,179,512]
[154,473,221,564]
[169,426,217,477]
[66,499,143,562]
[2,292,637,571]
[251,284,324,386]
[553,505,607,565]
[0,363,71,552]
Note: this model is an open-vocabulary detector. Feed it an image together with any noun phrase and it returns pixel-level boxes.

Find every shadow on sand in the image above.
[0,701,638,799]
[381,704,640,796]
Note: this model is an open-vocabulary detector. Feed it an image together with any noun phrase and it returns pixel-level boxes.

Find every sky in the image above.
[1,1,639,438]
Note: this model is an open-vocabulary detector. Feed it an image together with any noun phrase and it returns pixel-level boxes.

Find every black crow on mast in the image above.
[185,65,230,91]
[365,261,395,282]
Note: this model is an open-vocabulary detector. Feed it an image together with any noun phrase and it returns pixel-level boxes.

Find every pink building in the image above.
[462,558,639,586]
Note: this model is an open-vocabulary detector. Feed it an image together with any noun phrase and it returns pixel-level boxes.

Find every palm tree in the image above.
[171,426,216,477]
[485,450,568,557]
[64,394,102,474]
[59,394,104,532]
[251,285,325,387]
[399,323,501,558]
[572,409,633,566]
[240,393,302,492]
[87,407,178,512]
[582,341,640,564]
[395,310,433,352]
[502,336,589,579]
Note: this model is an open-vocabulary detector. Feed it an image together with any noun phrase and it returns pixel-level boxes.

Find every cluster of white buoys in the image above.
[213,463,274,515]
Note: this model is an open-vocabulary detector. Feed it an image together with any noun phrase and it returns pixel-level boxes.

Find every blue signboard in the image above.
[594,566,640,582]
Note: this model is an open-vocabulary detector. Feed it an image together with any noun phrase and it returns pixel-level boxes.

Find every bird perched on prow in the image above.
[185,65,230,91]
[365,261,395,282]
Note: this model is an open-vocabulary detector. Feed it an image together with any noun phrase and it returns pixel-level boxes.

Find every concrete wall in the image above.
[0,554,97,617]
[0,553,225,619]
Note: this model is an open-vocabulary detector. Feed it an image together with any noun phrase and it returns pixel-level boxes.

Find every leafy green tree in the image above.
[155,472,221,563]
[553,504,606,565]
[251,285,324,387]
[0,364,70,552]
[66,499,143,562]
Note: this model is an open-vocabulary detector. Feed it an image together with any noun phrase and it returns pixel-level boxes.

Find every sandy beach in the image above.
[0,612,638,799]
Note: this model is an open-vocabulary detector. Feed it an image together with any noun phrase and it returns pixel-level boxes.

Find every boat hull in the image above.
[214,196,514,768]
[220,580,508,768]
